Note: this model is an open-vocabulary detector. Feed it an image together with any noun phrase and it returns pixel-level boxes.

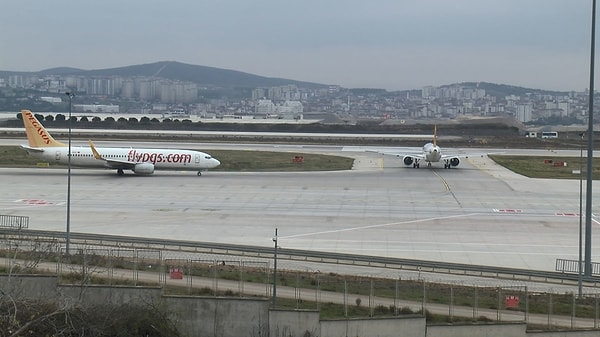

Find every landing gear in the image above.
[117,169,124,176]
[413,162,420,168]
[427,162,432,168]
[197,171,202,176]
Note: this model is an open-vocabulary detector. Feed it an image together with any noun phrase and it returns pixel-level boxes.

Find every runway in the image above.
[1,142,599,273]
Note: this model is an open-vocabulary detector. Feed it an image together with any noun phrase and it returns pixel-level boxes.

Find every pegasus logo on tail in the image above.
[21,110,66,147]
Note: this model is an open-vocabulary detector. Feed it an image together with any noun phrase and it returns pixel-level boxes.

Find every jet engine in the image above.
[450,158,460,167]
[403,156,414,166]
[133,163,155,175]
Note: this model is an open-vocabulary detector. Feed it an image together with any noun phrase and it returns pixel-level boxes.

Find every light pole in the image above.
[584,0,596,277]
[65,91,75,255]
[272,228,278,307]
[578,132,584,297]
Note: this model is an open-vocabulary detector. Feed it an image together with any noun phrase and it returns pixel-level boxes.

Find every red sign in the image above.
[169,268,183,279]
[505,295,519,308]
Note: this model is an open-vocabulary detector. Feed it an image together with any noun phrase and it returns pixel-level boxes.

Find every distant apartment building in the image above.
[158,81,197,104]
[328,85,340,94]
[8,75,33,88]
[138,79,158,101]
[544,101,571,117]
[558,101,571,117]
[253,85,304,102]
[421,86,436,99]
[516,103,533,122]
[278,100,303,114]
[8,75,24,88]
[421,85,486,100]
[121,80,136,99]
[252,87,267,100]
[255,99,276,114]
[79,78,115,96]
[63,75,78,89]
[73,104,119,113]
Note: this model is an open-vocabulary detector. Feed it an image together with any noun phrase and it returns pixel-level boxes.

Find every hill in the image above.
[448,82,568,98]
[0,62,573,96]
[0,61,328,89]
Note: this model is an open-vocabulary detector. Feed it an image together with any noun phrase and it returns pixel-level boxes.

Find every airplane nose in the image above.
[212,158,221,168]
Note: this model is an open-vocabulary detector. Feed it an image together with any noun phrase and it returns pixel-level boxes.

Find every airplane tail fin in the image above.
[433,124,438,146]
[21,110,66,147]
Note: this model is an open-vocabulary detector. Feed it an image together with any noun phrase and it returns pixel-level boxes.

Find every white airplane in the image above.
[378,125,470,169]
[19,109,220,176]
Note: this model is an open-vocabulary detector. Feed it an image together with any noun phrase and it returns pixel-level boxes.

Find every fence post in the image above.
[594,294,598,329]
[296,272,302,309]
[497,287,501,321]
[344,279,348,317]
[239,261,243,297]
[212,259,218,296]
[370,278,374,317]
[395,277,399,316]
[473,286,478,320]
[449,284,454,322]
[548,292,553,330]
[572,292,576,329]
[422,280,427,314]
[316,271,321,311]
[525,286,529,324]
[108,248,113,286]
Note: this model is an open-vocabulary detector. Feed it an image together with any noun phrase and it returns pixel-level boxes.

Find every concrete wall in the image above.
[320,316,426,337]
[164,296,269,337]
[426,323,527,337]
[4,275,600,337]
[269,309,320,337]
[58,284,162,307]
[0,274,58,300]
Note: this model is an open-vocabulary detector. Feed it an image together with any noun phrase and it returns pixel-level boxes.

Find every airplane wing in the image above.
[367,149,427,167]
[367,149,424,159]
[89,140,136,170]
[440,152,488,160]
[438,152,489,168]
[440,153,468,160]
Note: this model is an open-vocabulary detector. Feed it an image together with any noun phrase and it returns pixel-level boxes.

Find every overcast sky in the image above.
[0,0,596,91]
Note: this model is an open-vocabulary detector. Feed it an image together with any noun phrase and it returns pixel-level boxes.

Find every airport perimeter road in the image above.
[1,144,599,274]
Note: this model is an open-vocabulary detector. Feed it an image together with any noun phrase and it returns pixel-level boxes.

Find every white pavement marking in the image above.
[280,213,481,239]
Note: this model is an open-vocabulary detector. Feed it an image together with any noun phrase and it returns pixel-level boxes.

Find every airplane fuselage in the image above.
[24,145,220,171]
[423,142,442,163]
[19,109,220,176]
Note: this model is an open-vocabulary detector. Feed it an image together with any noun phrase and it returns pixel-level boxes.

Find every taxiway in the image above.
[1,142,599,273]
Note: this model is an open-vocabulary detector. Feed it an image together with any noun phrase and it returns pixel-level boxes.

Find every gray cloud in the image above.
[0,0,594,90]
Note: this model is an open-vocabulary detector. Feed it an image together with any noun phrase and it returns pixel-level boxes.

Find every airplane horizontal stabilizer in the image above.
[20,145,45,153]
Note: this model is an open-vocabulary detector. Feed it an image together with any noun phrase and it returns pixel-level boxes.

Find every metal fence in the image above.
[2,236,600,329]
[0,215,29,229]
[57,247,162,286]
[163,258,270,297]
[556,258,600,276]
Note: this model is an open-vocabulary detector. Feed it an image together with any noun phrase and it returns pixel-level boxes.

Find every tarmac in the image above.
[1,141,599,276]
